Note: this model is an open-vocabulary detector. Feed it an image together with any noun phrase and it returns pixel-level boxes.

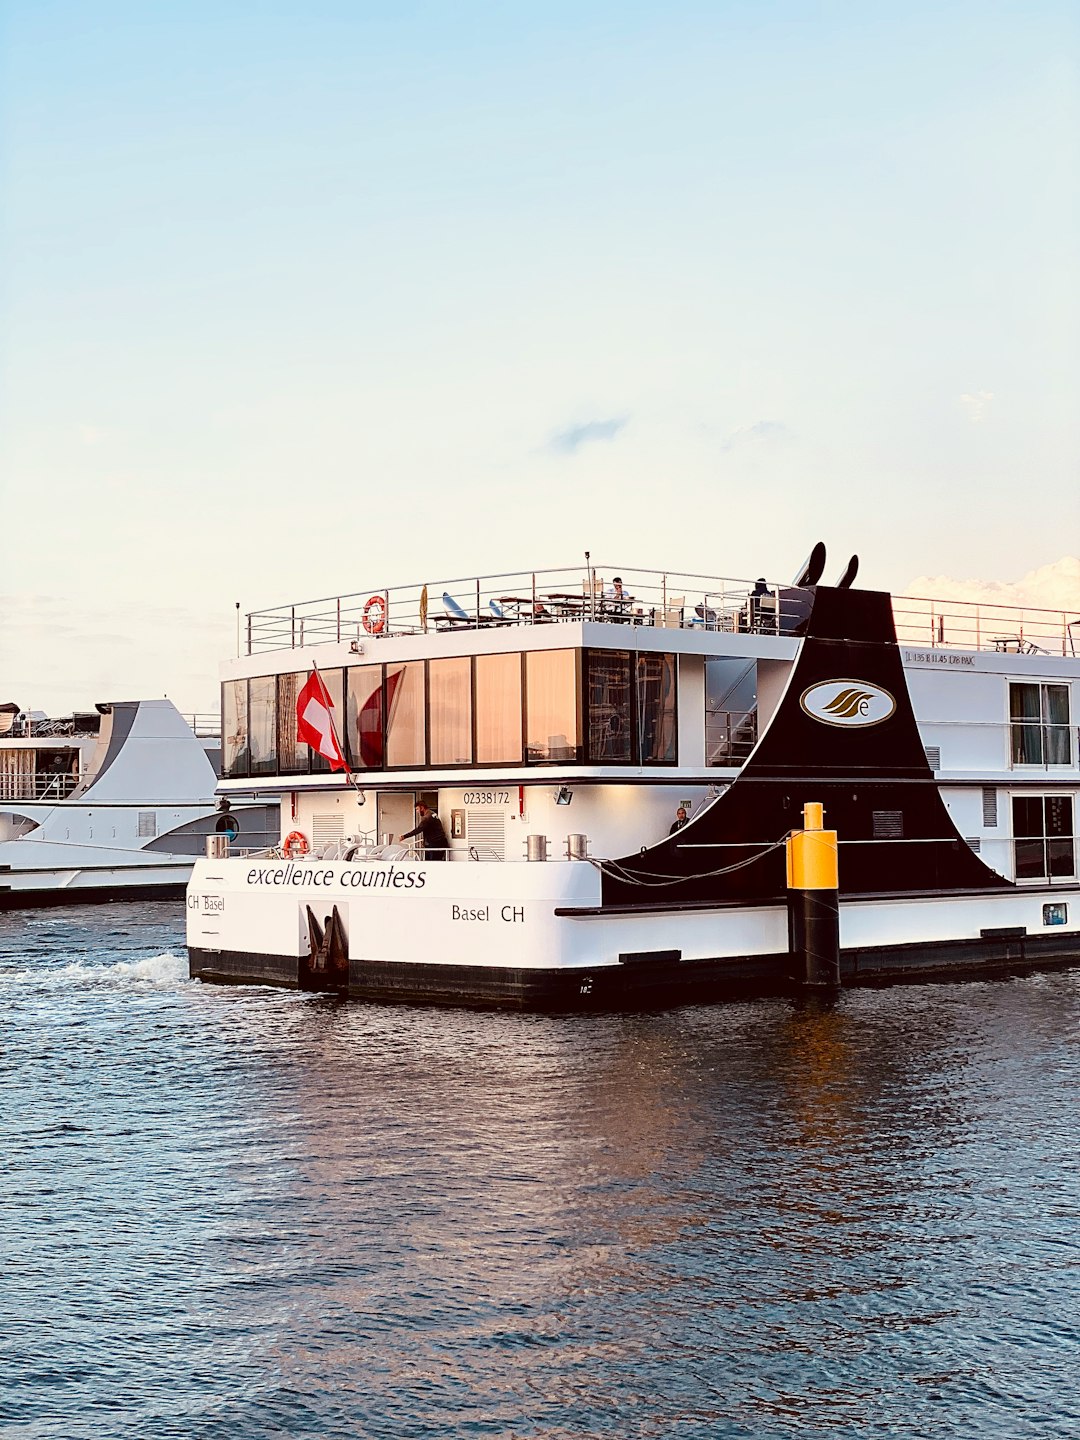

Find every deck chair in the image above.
[442,593,472,626]
[489,599,507,622]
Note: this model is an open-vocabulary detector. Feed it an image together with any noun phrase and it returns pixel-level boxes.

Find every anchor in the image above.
[300,903,350,993]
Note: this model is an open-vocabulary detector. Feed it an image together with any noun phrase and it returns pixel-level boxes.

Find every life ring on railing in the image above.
[362,595,387,635]
[284,830,309,857]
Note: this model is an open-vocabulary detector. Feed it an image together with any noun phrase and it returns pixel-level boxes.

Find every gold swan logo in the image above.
[822,687,875,719]
[800,680,896,727]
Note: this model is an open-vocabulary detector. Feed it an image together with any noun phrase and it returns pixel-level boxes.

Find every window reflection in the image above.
[309,668,345,774]
[526,650,579,762]
[277,672,309,774]
[476,653,522,763]
[588,651,631,762]
[347,666,384,769]
[248,676,277,774]
[222,680,249,777]
[429,657,472,765]
[386,661,426,767]
[638,653,677,763]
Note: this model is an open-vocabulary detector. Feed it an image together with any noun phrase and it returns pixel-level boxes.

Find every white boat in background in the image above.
[0,698,276,907]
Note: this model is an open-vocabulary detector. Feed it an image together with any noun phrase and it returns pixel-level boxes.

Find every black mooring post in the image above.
[786,802,841,990]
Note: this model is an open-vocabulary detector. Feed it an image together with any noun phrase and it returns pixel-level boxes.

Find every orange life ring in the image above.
[284,830,309,857]
[362,595,387,635]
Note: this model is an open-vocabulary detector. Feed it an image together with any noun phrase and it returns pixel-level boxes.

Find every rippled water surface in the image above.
[2,903,1079,1439]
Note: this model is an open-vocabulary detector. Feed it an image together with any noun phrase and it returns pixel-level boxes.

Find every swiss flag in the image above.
[296,669,349,773]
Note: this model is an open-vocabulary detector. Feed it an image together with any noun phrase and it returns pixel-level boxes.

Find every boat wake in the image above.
[1,952,190,989]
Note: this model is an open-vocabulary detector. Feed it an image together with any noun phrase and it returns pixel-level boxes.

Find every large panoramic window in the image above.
[276,671,309,775]
[475,653,522,763]
[587,651,632,762]
[525,650,579,762]
[347,666,384,770]
[429,657,472,766]
[309,668,345,774]
[1013,795,1075,880]
[1010,683,1071,767]
[386,661,426,768]
[248,676,277,775]
[222,679,249,778]
[638,653,677,763]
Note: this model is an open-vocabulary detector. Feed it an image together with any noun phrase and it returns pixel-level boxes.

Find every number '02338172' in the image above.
[462,792,510,805]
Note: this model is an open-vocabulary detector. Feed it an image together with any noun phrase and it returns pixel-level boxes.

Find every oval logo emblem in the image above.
[800,679,896,728]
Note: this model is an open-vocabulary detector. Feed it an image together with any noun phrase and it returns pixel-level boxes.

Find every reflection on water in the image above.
[2,903,1079,1439]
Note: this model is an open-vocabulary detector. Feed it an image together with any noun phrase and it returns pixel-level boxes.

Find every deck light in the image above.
[555,787,573,806]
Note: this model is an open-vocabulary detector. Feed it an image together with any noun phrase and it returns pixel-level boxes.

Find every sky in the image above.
[2,0,1078,714]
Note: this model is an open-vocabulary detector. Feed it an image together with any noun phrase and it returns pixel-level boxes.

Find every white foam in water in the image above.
[56,953,190,987]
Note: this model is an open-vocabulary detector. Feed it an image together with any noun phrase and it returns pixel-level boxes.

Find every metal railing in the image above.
[243,565,1080,658]
[893,596,1079,657]
[0,773,80,801]
[706,710,759,766]
[244,565,816,653]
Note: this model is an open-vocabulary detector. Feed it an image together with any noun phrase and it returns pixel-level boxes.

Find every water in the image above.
[2,904,1079,1439]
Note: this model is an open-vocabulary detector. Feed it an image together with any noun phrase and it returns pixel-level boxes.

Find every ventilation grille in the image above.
[872,810,904,839]
[924,746,941,771]
[982,787,998,827]
[467,809,505,861]
[966,836,982,853]
[137,812,157,838]
[312,813,345,848]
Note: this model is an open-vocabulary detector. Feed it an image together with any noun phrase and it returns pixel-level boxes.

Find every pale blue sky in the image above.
[2,1,1078,710]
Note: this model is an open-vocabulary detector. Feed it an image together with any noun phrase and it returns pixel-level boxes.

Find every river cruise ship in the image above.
[187,552,1080,1006]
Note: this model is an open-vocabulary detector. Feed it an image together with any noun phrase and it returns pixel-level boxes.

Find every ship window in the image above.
[248,676,277,775]
[525,650,580,762]
[276,672,310,775]
[385,661,426,767]
[1010,683,1071,767]
[1013,795,1075,881]
[587,651,632,762]
[222,679,249,778]
[347,665,385,769]
[638,653,677,763]
[309,668,345,774]
[475,653,522,763]
[429,657,473,765]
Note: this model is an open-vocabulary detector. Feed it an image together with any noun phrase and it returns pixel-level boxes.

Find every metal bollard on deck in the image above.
[785,802,840,990]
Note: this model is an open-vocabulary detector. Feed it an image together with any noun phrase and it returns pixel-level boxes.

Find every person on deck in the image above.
[669,806,689,835]
[398,802,450,860]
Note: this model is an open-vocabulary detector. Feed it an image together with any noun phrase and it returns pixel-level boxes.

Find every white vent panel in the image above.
[466,810,505,861]
[312,813,345,848]
[137,812,157,838]
[924,746,941,771]
[982,787,998,827]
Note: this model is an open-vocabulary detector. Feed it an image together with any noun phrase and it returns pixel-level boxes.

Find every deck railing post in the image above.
[531,572,536,624]
[336,597,341,643]
[246,614,252,655]
[476,578,481,627]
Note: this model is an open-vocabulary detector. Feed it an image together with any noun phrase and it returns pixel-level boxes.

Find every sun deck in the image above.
[244,564,1080,658]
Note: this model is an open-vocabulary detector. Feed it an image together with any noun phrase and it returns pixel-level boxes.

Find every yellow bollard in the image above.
[785,801,841,989]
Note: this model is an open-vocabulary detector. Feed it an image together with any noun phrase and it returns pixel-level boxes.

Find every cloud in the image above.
[721,420,793,452]
[958,391,994,423]
[547,417,628,454]
[904,557,1080,613]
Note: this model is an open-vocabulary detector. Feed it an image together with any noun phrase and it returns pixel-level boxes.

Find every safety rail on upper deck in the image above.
[244,566,813,653]
[243,566,1080,658]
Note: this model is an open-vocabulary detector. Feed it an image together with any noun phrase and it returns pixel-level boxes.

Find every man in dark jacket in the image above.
[669,806,689,835]
[399,802,450,860]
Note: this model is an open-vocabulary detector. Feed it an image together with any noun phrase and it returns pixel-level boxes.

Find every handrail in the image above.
[241,564,1080,658]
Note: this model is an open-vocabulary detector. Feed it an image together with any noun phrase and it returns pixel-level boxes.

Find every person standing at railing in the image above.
[397,802,450,861]
[669,806,689,835]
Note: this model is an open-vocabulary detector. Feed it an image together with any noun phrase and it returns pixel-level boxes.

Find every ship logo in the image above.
[800,679,896,728]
